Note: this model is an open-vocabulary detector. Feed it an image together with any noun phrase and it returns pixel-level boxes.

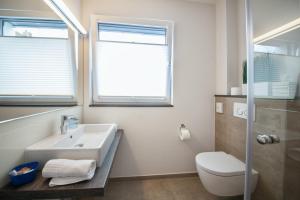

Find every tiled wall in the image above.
[253,99,300,200]
[215,96,300,200]
[215,96,247,162]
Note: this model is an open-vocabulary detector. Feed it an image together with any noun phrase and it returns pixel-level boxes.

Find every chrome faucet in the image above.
[60,115,79,135]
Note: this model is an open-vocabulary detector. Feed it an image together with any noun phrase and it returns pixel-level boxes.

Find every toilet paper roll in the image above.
[179,126,191,141]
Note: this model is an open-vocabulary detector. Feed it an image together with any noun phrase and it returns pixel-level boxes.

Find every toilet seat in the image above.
[196,151,246,177]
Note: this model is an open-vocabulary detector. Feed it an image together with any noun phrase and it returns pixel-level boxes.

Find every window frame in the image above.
[0,17,78,106]
[89,15,174,107]
[1,18,68,38]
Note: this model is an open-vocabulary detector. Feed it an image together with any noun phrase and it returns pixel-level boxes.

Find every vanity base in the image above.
[0,130,123,200]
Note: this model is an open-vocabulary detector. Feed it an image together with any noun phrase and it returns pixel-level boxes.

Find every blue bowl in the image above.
[9,161,39,186]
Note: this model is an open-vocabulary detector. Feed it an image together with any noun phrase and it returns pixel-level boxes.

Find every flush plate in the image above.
[233,102,256,120]
[233,102,248,119]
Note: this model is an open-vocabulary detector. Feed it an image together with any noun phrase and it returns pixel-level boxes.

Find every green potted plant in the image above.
[242,60,247,95]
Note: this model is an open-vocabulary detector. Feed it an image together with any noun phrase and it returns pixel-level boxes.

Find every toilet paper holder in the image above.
[179,124,191,140]
[180,124,186,130]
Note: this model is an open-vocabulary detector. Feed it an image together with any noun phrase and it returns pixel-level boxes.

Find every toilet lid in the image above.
[196,151,246,177]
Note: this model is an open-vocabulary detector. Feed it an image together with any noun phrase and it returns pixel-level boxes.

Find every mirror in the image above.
[252,0,300,99]
[0,0,84,123]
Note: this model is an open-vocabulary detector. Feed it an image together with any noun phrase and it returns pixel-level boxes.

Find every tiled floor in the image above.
[81,176,243,200]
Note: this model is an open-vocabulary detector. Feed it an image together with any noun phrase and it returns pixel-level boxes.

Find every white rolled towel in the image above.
[42,159,96,187]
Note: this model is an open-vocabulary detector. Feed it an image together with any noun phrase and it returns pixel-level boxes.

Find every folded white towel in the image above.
[42,159,96,187]
[42,159,96,178]
[49,168,95,187]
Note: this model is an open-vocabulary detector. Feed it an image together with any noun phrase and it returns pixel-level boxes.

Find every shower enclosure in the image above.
[245,0,300,199]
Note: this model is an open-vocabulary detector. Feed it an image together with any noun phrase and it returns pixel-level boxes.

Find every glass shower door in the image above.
[246,0,300,199]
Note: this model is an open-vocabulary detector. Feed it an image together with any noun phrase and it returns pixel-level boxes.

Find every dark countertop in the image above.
[0,129,123,200]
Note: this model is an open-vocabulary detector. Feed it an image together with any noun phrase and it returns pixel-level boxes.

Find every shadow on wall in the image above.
[110,133,141,177]
[110,126,203,178]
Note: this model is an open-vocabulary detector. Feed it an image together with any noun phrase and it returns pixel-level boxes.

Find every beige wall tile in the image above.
[215,97,300,200]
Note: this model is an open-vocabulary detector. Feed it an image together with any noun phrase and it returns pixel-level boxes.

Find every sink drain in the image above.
[74,143,84,147]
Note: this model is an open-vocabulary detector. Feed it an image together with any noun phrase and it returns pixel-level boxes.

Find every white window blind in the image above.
[0,37,74,97]
[2,19,68,38]
[95,41,169,97]
[254,52,280,82]
[91,19,173,106]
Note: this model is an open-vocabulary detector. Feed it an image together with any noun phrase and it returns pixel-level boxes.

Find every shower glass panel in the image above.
[246,0,300,199]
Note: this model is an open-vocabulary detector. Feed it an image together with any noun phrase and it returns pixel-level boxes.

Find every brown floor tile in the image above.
[79,176,243,200]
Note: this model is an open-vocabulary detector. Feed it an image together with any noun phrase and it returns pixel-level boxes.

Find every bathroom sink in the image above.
[25,124,117,167]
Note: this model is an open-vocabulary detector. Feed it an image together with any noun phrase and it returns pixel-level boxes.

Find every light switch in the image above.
[216,102,224,113]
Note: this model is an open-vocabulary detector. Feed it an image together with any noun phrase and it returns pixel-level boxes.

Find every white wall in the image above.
[226,0,239,90]
[82,0,216,177]
[0,107,61,122]
[237,0,246,84]
[215,0,228,94]
[0,106,82,186]
[63,0,81,20]
[0,0,51,12]
[0,0,59,19]
[215,0,246,94]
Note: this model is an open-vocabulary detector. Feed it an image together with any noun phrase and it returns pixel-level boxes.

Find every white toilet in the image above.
[195,151,258,197]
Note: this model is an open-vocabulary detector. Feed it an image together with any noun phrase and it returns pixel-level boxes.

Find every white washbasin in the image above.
[25,124,117,167]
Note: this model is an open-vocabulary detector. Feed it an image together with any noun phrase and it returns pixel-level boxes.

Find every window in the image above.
[2,19,68,38]
[90,16,173,106]
[0,18,77,105]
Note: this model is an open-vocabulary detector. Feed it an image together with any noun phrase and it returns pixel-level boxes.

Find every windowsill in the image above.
[214,94,247,98]
[0,103,78,107]
[89,104,174,107]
